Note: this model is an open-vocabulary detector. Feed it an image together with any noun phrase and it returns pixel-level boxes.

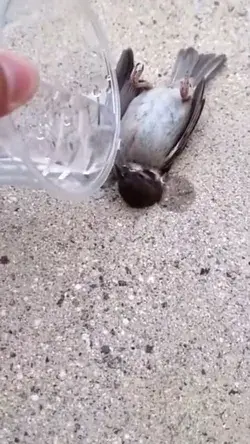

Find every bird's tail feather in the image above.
[170,47,226,87]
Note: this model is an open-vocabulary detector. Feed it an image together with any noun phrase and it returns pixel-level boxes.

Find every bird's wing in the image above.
[115,48,147,119]
[116,48,135,91]
[161,79,206,174]
[103,48,142,184]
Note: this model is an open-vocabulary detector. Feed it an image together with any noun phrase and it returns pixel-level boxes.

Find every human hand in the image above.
[0,51,39,118]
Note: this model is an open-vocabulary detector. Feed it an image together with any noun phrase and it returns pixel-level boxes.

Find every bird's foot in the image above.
[180,75,193,101]
[130,63,153,90]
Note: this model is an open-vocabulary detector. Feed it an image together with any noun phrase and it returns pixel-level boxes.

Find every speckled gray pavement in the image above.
[1,1,250,443]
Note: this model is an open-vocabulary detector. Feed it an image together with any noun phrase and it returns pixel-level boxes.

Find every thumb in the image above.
[0,51,39,117]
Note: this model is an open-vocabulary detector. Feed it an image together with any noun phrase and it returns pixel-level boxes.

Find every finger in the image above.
[0,51,39,117]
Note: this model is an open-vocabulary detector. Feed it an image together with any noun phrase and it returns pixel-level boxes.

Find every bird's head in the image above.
[115,163,164,208]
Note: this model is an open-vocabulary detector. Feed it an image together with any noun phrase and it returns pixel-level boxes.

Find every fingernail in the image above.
[0,52,39,111]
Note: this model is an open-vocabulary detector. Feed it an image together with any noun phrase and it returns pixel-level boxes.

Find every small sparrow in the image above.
[114,47,227,208]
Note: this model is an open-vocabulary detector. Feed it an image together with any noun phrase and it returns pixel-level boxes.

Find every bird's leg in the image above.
[130,63,153,90]
[180,75,194,101]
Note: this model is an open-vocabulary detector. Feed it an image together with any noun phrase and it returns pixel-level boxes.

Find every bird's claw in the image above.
[180,75,193,101]
[130,62,153,90]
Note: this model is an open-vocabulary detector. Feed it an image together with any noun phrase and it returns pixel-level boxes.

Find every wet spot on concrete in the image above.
[162,175,196,212]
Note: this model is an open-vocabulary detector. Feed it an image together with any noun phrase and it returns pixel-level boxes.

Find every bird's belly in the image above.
[120,87,191,168]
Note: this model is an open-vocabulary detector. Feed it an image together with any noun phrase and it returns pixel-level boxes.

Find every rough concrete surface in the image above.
[0,1,250,443]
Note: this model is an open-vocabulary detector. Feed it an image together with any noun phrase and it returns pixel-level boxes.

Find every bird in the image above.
[113,46,227,208]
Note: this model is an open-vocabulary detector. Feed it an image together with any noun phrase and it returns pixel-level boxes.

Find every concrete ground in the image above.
[0,0,250,443]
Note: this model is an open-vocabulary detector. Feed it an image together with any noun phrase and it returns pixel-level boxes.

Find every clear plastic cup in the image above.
[0,0,120,201]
